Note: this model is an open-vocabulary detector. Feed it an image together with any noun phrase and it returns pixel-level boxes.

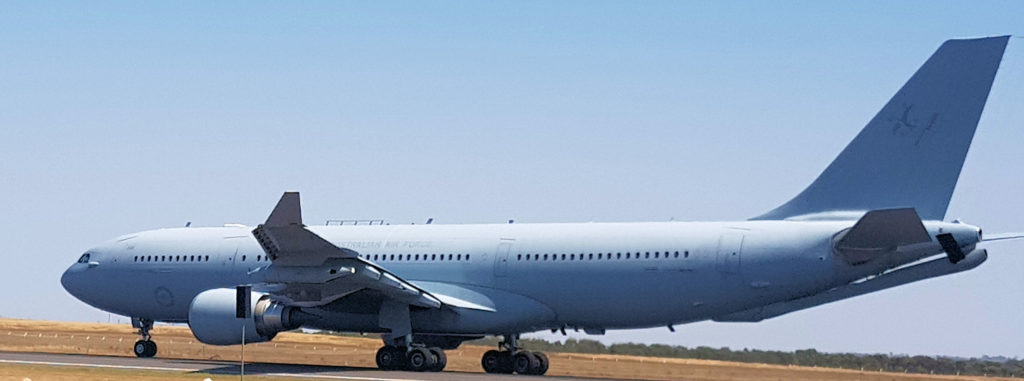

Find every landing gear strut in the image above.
[481,334,548,375]
[131,318,157,358]
[375,344,448,372]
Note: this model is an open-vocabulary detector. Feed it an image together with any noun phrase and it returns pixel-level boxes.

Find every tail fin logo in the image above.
[888,103,940,146]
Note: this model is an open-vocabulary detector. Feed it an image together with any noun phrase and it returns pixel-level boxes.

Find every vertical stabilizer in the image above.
[755,36,1009,221]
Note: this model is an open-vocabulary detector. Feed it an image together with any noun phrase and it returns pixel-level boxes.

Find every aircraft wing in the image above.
[251,192,445,309]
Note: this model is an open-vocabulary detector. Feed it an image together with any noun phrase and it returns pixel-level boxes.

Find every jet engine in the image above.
[188,288,297,345]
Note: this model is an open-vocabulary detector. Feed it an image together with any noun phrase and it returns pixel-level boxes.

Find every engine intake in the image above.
[188,288,298,345]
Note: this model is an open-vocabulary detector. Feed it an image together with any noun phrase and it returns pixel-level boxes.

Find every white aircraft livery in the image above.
[62,36,1021,375]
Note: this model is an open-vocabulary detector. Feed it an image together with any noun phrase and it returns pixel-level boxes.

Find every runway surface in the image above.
[0,351,613,381]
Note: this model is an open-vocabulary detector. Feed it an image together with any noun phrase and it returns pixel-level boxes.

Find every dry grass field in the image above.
[0,318,1015,381]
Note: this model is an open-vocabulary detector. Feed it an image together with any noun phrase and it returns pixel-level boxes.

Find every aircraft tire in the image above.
[375,345,404,370]
[481,350,501,373]
[498,351,515,374]
[513,351,540,375]
[428,347,447,372]
[407,347,435,372]
[133,340,147,357]
[533,351,549,375]
[134,340,157,358]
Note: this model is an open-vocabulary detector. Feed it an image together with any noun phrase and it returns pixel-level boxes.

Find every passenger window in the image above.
[466,254,471,261]
[685,251,690,258]
[645,252,650,259]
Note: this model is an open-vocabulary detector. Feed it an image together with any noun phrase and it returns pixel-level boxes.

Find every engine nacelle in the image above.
[188,288,297,345]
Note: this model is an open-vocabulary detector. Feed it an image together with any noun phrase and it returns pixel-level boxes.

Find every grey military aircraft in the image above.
[62,36,1021,375]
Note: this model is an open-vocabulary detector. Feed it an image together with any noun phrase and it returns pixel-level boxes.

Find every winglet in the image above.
[266,192,302,227]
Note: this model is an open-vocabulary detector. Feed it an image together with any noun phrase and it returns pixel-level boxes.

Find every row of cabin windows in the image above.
[516,250,690,262]
[134,254,271,263]
[131,251,689,264]
[360,253,471,262]
[134,255,211,263]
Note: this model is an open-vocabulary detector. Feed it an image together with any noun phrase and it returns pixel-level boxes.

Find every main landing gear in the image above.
[481,334,549,375]
[375,345,448,372]
[131,318,157,358]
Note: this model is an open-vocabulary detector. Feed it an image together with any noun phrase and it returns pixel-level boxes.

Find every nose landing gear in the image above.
[481,334,549,375]
[131,317,157,358]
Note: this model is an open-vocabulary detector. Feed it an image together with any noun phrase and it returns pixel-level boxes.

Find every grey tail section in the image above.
[754,36,1009,221]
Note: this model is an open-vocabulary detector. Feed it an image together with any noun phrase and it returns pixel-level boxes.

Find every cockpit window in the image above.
[76,253,91,264]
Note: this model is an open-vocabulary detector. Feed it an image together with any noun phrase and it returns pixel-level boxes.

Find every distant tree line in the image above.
[468,337,1024,378]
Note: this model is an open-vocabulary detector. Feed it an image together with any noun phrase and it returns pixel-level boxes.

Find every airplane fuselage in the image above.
[62,219,980,335]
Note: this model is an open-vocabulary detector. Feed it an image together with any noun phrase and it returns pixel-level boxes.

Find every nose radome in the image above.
[60,266,75,294]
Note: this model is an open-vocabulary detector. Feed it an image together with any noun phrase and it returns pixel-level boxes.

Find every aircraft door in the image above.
[493,239,514,277]
[716,232,743,274]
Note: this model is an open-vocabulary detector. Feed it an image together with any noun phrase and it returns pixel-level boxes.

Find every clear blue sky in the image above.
[1,1,1022,358]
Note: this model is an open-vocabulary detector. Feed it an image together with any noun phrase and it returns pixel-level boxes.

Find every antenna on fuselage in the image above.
[185,221,191,227]
[426,218,433,224]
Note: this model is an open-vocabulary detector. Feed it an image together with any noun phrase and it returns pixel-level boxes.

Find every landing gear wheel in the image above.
[514,351,540,375]
[375,345,405,370]
[498,351,515,374]
[133,340,157,358]
[482,350,502,373]
[407,347,436,372]
[533,351,549,375]
[428,347,447,372]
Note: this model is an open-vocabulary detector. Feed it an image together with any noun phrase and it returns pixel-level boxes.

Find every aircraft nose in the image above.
[61,264,86,298]
[60,266,75,293]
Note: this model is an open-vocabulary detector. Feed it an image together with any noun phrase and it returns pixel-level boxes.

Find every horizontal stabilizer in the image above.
[833,208,931,264]
[836,208,931,250]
